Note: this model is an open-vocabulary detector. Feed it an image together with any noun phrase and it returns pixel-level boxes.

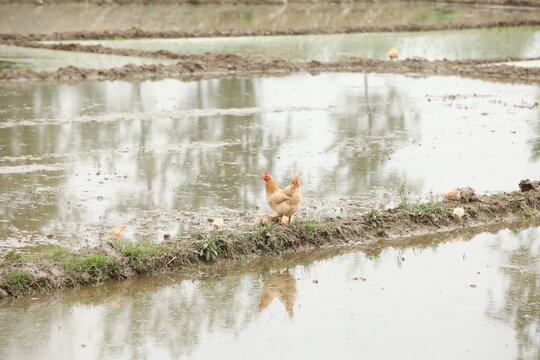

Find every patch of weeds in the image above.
[198,235,220,262]
[511,195,522,202]
[120,242,158,273]
[62,255,120,284]
[520,205,536,217]
[3,269,32,295]
[399,183,410,210]
[257,223,275,237]
[48,246,69,260]
[294,219,334,233]
[398,184,446,223]
[2,250,21,264]
[255,223,284,253]
[368,210,383,228]
[302,219,318,231]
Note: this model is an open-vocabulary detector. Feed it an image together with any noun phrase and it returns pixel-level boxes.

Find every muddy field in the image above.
[2,53,540,83]
[1,7,540,82]
[1,0,540,6]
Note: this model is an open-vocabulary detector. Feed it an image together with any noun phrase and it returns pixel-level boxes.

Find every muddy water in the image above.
[2,3,540,35]
[75,26,540,61]
[0,45,176,72]
[0,224,538,359]
[0,73,539,250]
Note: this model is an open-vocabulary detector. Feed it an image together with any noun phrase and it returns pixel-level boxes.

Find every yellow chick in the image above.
[453,207,465,222]
[444,189,461,202]
[212,218,224,231]
[280,215,290,225]
[107,224,125,241]
[388,46,398,60]
[255,214,272,227]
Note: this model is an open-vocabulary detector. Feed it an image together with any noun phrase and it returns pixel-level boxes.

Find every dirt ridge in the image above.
[1,182,539,298]
[2,19,540,42]
[1,0,539,7]
[1,53,539,83]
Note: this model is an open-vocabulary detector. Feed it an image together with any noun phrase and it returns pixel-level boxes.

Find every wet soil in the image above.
[3,3,539,36]
[1,181,539,298]
[2,20,540,42]
[1,0,539,7]
[1,51,539,83]
[1,21,539,82]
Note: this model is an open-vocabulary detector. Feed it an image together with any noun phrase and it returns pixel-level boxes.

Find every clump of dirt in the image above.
[0,180,539,298]
[519,179,540,192]
[457,187,478,203]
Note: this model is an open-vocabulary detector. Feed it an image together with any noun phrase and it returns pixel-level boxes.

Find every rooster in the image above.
[261,172,302,225]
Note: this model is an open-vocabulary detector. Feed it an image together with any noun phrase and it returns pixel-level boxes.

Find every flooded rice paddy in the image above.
[72,26,540,61]
[0,223,538,359]
[2,3,540,34]
[0,73,539,251]
[0,45,176,72]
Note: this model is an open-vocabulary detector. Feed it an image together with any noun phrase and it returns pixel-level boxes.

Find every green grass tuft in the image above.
[368,210,384,228]
[62,255,120,284]
[120,241,158,272]
[2,250,21,264]
[198,235,220,262]
[2,269,33,295]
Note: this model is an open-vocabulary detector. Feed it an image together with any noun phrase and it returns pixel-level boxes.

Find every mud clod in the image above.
[457,187,478,203]
[519,179,539,192]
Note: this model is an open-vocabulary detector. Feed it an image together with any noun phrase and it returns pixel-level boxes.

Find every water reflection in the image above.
[77,26,540,61]
[485,227,539,360]
[0,73,539,250]
[258,269,298,320]
[0,223,538,359]
[2,3,539,34]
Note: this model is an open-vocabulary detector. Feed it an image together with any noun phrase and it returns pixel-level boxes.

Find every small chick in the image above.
[444,189,461,202]
[388,46,398,60]
[270,212,280,222]
[107,224,125,241]
[280,215,290,225]
[453,207,465,223]
[255,214,273,227]
[212,218,224,231]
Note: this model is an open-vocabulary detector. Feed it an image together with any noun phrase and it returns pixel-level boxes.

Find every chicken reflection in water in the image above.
[258,269,298,320]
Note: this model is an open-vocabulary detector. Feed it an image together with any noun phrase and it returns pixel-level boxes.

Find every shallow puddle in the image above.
[72,26,540,61]
[0,73,538,250]
[0,224,538,359]
[0,45,176,72]
[1,3,539,34]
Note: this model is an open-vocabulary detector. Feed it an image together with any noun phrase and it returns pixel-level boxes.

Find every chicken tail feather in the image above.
[290,171,300,188]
